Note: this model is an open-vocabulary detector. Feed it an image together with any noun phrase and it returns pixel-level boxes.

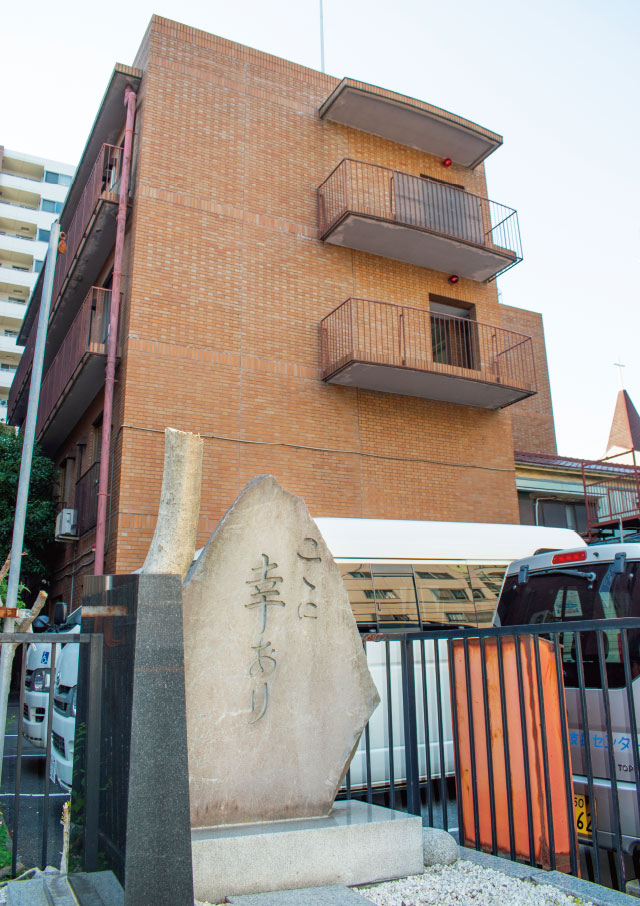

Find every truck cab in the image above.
[22,608,81,749]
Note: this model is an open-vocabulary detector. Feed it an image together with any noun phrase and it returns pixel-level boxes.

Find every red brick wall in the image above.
[499,305,557,454]
[49,16,539,593]
[111,16,522,571]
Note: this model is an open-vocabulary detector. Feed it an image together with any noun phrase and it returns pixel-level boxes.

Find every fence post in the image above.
[83,633,103,871]
[400,637,421,816]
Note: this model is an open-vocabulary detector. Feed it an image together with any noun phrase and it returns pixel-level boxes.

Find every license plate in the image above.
[49,755,56,786]
[574,793,592,837]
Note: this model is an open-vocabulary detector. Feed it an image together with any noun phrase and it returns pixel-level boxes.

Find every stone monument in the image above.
[180,473,424,900]
[182,474,380,826]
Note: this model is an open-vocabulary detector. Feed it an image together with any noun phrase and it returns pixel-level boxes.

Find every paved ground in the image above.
[1,696,66,871]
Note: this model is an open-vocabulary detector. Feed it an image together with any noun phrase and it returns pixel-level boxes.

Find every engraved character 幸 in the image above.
[245,553,285,633]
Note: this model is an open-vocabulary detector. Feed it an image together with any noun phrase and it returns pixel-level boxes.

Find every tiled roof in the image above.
[514,449,638,475]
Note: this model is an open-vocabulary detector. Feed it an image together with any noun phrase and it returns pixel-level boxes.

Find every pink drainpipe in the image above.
[94,85,137,575]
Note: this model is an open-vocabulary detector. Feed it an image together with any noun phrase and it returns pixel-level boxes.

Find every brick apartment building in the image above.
[8,16,557,608]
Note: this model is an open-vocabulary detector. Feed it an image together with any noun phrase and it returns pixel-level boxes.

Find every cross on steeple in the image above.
[614,360,626,389]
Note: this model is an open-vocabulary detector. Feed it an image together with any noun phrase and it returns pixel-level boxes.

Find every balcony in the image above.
[8,317,37,423]
[0,368,16,391]
[33,287,112,450]
[582,462,640,540]
[318,160,521,282]
[319,79,502,168]
[48,144,124,335]
[320,298,537,409]
[0,335,19,355]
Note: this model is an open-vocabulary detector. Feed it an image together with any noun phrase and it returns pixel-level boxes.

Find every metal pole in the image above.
[319,0,325,73]
[0,224,59,786]
[5,222,60,611]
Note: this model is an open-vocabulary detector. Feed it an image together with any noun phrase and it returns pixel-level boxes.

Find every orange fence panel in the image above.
[452,636,577,872]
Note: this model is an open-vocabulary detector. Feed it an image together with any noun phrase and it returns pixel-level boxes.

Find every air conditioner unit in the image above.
[55,508,77,541]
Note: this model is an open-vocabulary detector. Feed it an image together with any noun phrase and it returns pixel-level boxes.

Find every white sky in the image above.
[2,0,639,460]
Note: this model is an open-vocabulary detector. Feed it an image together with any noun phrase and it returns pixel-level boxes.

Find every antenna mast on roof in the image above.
[319,0,325,73]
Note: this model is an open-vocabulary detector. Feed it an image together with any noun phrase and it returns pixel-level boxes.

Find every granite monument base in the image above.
[191,801,423,902]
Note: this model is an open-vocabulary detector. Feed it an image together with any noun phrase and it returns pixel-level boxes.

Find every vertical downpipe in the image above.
[94,86,137,575]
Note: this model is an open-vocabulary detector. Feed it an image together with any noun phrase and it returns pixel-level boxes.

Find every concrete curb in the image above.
[459,848,638,906]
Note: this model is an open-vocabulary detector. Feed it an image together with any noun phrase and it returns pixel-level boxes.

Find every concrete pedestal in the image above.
[191,801,423,902]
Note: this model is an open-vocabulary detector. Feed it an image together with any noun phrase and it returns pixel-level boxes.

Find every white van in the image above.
[22,609,81,749]
[315,518,585,789]
[50,638,80,791]
[495,542,640,860]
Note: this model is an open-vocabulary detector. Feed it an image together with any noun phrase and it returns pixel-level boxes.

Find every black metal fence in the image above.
[342,619,640,891]
[0,632,103,876]
[5,618,640,891]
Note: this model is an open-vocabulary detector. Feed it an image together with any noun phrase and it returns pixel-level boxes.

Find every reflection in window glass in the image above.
[372,566,419,625]
[339,563,376,629]
[553,589,582,618]
[467,564,507,624]
[415,564,476,626]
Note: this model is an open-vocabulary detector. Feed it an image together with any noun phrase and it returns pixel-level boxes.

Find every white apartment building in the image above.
[0,147,74,421]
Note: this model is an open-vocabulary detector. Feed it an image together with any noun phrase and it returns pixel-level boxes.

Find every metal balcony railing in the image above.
[582,460,640,539]
[320,298,537,404]
[36,287,111,437]
[75,461,101,535]
[50,144,123,312]
[318,160,522,275]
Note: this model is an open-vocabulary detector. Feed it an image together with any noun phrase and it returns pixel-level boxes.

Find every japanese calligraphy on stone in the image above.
[246,553,284,724]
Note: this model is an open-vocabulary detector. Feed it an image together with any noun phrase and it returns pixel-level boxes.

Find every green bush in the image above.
[0,425,57,594]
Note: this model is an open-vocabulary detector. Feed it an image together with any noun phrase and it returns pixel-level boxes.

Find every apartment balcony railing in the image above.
[49,143,123,315]
[35,287,112,450]
[318,160,522,282]
[320,298,537,409]
[582,460,640,540]
[75,461,100,536]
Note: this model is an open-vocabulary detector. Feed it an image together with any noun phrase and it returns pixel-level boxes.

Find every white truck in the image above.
[50,638,80,791]
[22,609,80,750]
[314,517,585,789]
[495,542,640,869]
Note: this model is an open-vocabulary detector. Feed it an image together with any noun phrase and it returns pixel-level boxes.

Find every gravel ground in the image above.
[358,860,595,906]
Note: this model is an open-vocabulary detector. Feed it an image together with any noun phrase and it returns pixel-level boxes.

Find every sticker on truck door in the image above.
[41,652,49,665]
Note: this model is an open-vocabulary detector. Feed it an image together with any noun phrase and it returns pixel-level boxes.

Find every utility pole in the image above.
[5,222,60,611]
[0,222,60,767]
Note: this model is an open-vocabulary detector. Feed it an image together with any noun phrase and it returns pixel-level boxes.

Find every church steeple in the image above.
[606,390,640,462]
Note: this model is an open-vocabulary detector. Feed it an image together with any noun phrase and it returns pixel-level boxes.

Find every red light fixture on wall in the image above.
[448,275,459,284]
[442,157,452,167]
